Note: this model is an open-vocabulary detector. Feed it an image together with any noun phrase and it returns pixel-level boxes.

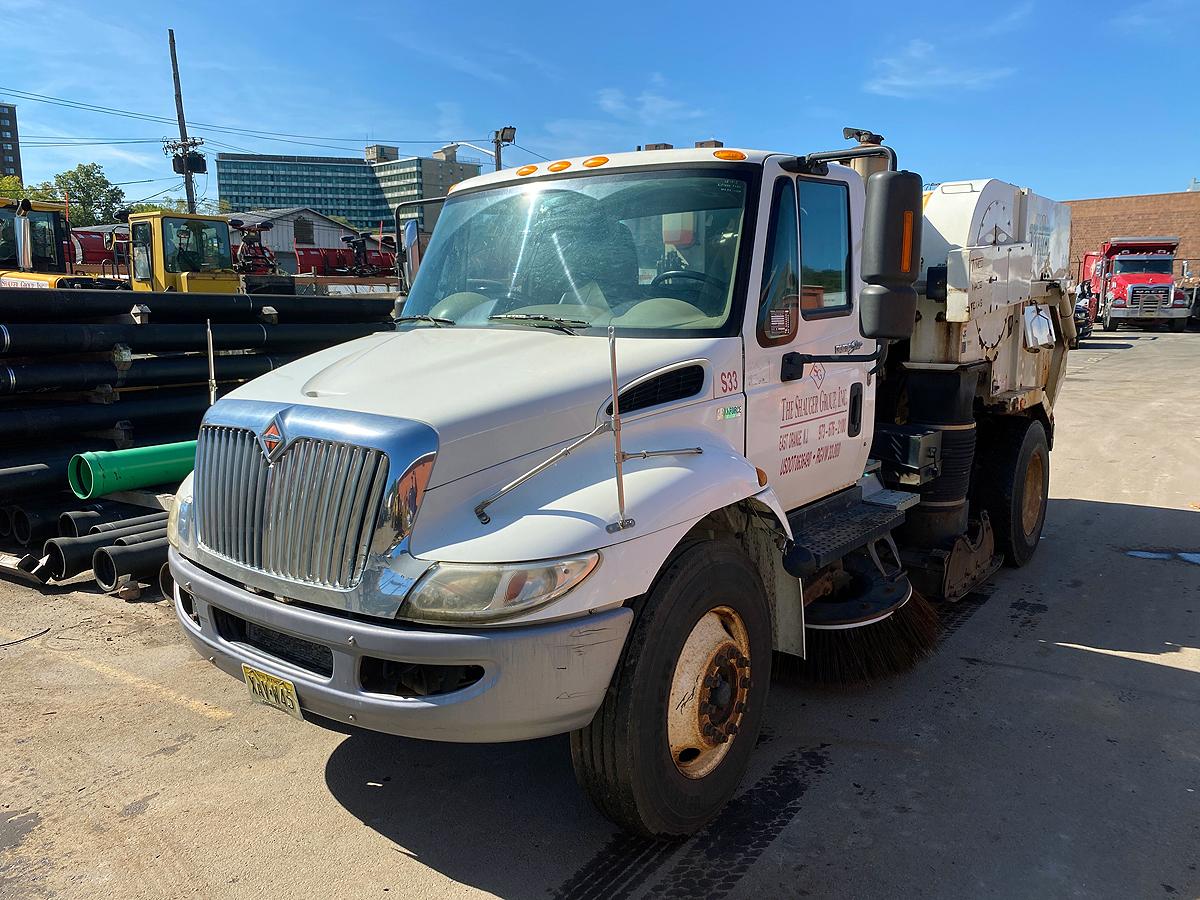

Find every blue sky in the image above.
[4,0,1197,204]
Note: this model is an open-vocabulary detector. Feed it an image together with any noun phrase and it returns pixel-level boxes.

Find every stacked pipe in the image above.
[0,286,396,591]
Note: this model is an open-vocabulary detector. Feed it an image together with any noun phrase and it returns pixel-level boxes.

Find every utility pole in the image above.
[168,28,198,213]
[492,126,517,172]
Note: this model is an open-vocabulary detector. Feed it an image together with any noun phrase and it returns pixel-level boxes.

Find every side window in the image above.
[798,179,851,315]
[132,222,152,280]
[756,178,799,346]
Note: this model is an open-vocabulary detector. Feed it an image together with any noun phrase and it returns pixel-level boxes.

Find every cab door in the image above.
[743,165,872,512]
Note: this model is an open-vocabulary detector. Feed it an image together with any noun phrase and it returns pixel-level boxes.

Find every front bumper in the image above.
[1107,306,1188,320]
[169,549,632,742]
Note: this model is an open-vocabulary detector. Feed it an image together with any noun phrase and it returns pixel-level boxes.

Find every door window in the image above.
[798,179,851,315]
[756,178,799,346]
[132,222,152,280]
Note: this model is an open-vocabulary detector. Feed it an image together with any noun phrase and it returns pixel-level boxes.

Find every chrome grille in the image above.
[195,425,390,590]
[1129,285,1170,315]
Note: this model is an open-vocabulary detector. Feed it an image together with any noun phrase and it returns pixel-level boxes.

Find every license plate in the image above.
[241,663,304,721]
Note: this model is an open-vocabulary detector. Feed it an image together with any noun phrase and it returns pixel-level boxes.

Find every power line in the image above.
[513,143,552,161]
[0,86,491,149]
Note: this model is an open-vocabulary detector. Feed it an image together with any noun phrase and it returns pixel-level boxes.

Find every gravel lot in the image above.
[2,330,1198,900]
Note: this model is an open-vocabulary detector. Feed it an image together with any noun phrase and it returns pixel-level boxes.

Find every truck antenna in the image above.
[205,318,217,406]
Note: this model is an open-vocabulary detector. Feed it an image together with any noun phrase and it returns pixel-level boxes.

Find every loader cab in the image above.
[125,209,238,292]
[0,197,69,286]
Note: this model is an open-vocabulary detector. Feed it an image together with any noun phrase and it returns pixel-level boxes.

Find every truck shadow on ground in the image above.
[321,498,1200,900]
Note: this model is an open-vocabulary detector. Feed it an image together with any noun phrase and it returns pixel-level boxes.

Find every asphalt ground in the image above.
[1,330,1198,899]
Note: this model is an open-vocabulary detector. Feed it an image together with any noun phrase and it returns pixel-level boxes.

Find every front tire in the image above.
[976,419,1049,568]
[1169,318,1187,333]
[1102,311,1119,331]
[570,540,772,837]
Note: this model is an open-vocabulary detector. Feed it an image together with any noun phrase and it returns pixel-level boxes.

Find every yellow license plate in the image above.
[241,664,303,721]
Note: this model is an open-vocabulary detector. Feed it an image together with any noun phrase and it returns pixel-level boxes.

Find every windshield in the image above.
[402,169,751,335]
[163,217,232,273]
[1113,257,1173,275]
[0,208,65,271]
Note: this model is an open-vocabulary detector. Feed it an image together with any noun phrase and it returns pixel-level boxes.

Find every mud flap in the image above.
[903,512,1002,602]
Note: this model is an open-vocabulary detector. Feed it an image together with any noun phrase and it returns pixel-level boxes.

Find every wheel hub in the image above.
[667,607,751,779]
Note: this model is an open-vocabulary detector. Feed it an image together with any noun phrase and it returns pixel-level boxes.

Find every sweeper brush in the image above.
[788,589,941,685]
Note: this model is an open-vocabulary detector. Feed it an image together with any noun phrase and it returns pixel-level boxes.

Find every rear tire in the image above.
[570,540,772,838]
[975,419,1049,568]
[1102,312,1119,331]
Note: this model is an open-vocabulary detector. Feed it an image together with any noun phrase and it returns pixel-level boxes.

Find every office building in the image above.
[1,103,21,181]
[216,144,481,233]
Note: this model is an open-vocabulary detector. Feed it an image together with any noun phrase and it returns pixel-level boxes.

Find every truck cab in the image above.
[168,135,1071,838]
[0,197,122,289]
[1087,236,1189,332]
[125,209,240,292]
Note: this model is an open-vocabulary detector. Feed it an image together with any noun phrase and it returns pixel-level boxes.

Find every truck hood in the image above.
[225,327,727,487]
[1110,272,1173,296]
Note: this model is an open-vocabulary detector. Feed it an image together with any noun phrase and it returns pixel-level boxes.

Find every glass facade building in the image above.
[216,147,481,233]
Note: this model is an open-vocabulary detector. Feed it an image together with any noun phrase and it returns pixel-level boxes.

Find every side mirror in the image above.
[402,219,421,284]
[859,169,923,341]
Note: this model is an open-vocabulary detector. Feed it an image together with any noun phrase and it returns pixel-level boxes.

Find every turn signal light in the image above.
[583,156,609,168]
[713,149,746,161]
[548,160,571,172]
[900,210,914,274]
[516,165,538,176]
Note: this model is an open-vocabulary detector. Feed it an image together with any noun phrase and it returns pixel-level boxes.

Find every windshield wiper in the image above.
[488,313,590,335]
[396,314,456,327]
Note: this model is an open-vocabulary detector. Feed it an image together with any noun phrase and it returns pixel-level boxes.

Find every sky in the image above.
[3,0,1197,205]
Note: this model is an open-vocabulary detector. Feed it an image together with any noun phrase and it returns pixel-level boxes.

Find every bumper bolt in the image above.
[347,636,356,645]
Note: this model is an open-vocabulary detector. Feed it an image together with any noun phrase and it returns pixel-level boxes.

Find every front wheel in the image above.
[1169,318,1187,333]
[1102,312,1120,331]
[570,540,772,837]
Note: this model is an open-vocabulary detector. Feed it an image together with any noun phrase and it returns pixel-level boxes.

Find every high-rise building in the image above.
[0,103,21,182]
[216,145,481,233]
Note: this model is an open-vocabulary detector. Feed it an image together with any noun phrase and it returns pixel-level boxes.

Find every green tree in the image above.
[0,175,56,203]
[43,164,126,227]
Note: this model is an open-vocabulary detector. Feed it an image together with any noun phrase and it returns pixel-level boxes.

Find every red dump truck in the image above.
[1081,236,1189,332]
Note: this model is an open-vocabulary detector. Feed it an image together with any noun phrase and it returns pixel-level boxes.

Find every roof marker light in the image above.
[583,156,609,168]
[548,160,571,172]
[713,149,746,161]
[517,165,538,176]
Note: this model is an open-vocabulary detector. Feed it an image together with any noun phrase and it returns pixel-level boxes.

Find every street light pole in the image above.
[492,126,517,172]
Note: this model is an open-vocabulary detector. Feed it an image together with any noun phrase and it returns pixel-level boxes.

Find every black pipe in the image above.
[59,501,146,537]
[0,505,14,539]
[0,353,298,395]
[158,560,174,599]
[89,511,168,534]
[93,538,170,591]
[0,322,390,356]
[0,459,72,504]
[0,288,395,323]
[113,527,167,546]
[0,390,211,444]
[12,498,78,547]
[43,521,170,580]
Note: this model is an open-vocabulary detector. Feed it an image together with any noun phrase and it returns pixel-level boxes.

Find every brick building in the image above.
[1066,190,1200,286]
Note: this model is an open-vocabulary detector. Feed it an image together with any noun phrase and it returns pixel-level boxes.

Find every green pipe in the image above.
[68,441,197,500]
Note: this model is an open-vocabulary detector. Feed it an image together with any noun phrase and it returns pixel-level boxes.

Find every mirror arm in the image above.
[781,145,898,175]
[392,196,448,292]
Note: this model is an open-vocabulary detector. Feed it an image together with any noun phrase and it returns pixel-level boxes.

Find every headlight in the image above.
[167,473,195,550]
[400,553,599,623]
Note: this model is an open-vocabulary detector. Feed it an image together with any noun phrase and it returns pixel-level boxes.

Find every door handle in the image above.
[848,383,863,437]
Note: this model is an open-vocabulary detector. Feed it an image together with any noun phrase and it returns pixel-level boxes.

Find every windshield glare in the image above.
[402,170,749,335]
[1113,257,1173,275]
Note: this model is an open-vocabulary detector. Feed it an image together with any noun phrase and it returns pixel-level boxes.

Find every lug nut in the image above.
[735,701,746,713]
[725,723,739,735]
[740,677,752,688]
[736,655,749,666]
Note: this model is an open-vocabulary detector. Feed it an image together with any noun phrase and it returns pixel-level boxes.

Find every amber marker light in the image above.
[900,209,914,274]
[516,164,538,176]
[713,149,746,161]
[583,156,609,168]
[548,160,572,172]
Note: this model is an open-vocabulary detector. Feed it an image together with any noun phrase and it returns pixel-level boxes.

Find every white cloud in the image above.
[863,39,1015,99]
[1111,0,1199,34]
